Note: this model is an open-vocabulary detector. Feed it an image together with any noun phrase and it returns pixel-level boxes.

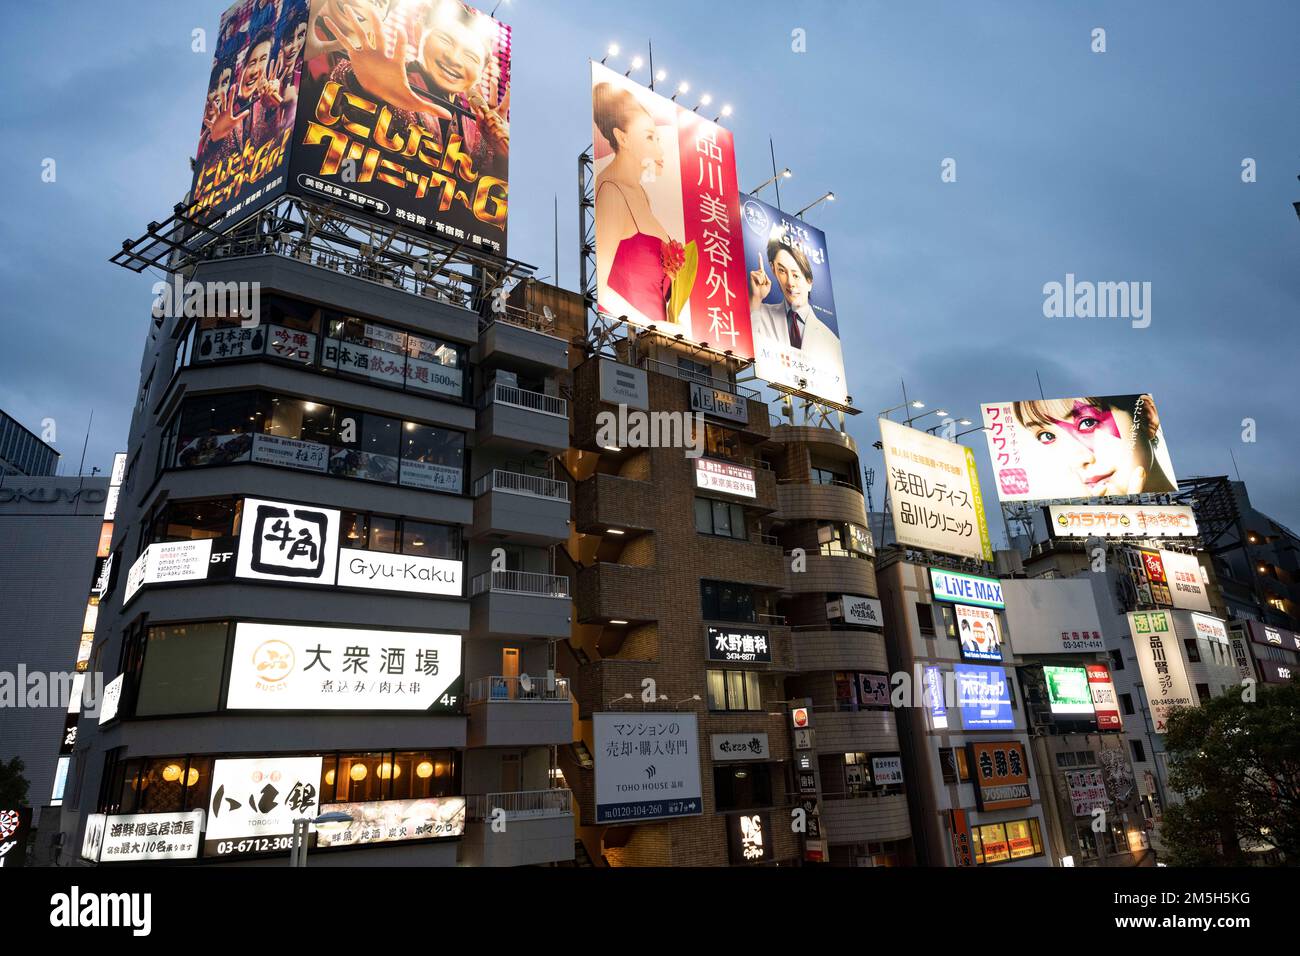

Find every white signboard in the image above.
[251,434,329,472]
[1001,578,1105,654]
[880,418,993,561]
[97,675,123,725]
[1159,550,1211,612]
[871,756,904,785]
[690,381,749,424]
[205,756,324,857]
[694,458,757,499]
[711,733,771,762]
[1191,612,1229,646]
[827,594,884,628]
[955,604,1003,662]
[1048,504,1198,539]
[594,712,703,824]
[226,623,462,713]
[124,538,215,603]
[598,360,649,410]
[315,797,466,847]
[85,810,205,862]
[336,549,462,596]
[236,498,340,585]
[1128,610,1196,734]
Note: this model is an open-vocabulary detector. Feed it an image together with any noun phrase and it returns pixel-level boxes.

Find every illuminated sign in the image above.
[694,458,756,499]
[967,741,1032,811]
[930,568,1004,609]
[315,797,466,847]
[955,604,1003,661]
[954,664,1014,730]
[593,713,702,824]
[205,756,324,858]
[1048,504,1198,539]
[1043,665,1095,716]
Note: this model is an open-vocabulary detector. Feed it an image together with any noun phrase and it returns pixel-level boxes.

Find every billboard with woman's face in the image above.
[591,62,752,358]
[740,195,847,404]
[980,393,1178,502]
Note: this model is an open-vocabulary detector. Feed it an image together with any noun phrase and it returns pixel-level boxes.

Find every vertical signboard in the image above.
[1086,663,1123,730]
[1128,610,1195,734]
[591,61,750,357]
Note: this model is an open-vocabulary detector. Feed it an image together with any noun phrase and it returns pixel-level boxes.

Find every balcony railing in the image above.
[481,303,559,336]
[636,357,761,401]
[473,469,569,501]
[484,382,567,418]
[471,569,571,598]
[467,675,571,703]
[465,789,574,822]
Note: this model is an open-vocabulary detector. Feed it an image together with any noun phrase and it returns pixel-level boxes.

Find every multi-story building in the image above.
[876,555,1053,868]
[554,328,911,866]
[0,409,60,477]
[60,199,578,867]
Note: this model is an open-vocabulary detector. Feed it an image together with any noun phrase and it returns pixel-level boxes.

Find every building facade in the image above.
[0,410,60,477]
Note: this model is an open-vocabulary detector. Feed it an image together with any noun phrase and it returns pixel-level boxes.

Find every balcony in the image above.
[478,316,569,372]
[812,709,900,753]
[790,627,890,673]
[575,563,661,624]
[770,423,859,460]
[471,470,571,544]
[575,473,656,534]
[477,383,569,454]
[461,789,575,867]
[786,553,878,596]
[775,481,868,525]
[469,570,572,639]
[819,793,912,844]
[466,675,574,748]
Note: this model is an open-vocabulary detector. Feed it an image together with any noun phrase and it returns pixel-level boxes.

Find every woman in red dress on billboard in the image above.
[592,82,683,328]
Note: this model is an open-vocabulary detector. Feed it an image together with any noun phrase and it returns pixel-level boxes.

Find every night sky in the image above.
[2,0,1296,536]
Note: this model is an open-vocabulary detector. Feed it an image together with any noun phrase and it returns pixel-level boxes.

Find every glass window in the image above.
[1184,639,1201,663]
[400,423,465,493]
[713,763,773,811]
[1120,693,1135,715]
[1109,648,1125,671]
[175,393,256,467]
[136,757,190,813]
[701,580,756,623]
[916,603,935,635]
[336,753,388,803]
[977,823,1009,864]
[149,499,238,543]
[939,748,957,784]
[726,671,745,710]
[135,622,230,716]
[712,500,733,537]
[342,512,369,550]
[325,317,409,389]
[405,334,465,399]
[706,670,727,710]
[704,424,740,461]
[1130,740,1146,763]
[330,410,400,484]
[694,498,712,534]
[744,672,762,711]
[402,521,458,560]
[391,751,457,800]
[368,515,399,553]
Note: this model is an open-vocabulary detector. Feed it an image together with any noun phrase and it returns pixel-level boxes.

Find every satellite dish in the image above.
[543,305,555,320]
[519,673,533,694]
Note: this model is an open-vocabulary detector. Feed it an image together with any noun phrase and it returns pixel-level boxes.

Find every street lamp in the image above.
[600,43,619,65]
[905,407,948,427]
[926,417,973,435]
[879,399,925,418]
[795,191,835,217]
[749,168,792,196]
[288,810,353,867]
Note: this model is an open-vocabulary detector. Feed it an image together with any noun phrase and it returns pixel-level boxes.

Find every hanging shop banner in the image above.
[967,741,1032,811]
[291,0,513,254]
[1065,769,1110,818]
[124,539,218,604]
[924,665,949,730]
[594,712,702,824]
[315,797,466,847]
[205,756,324,858]
[82,810,205,863]
[1086,663,1123,730]
[954,664,1014,730]
[955,604,1003,662]
[591,61,750,357]
[1047,504,1198,539]
[1128,610,1196,734]
[226,622,462,712]
[980,394,1178,502]
[880,418,992,561]
[930,568,1004,609]
[740,193,846,403]
[598,360,649,410]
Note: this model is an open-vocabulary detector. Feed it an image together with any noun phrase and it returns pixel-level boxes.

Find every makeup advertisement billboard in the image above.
[981,394,1177,502]
[591,61,751,358]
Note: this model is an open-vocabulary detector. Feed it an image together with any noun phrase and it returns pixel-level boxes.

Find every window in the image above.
[1120,693,1135,715]
[706,669,762,711]
[1195,683,1212,703]
[701,580,757,623]
[939,748,958,784]
[400,423,466,493]
[134,622,230,717]
[145,499,238,545]
[174,392,258,467]
[842,753,870,796]
[713,763,773,811]
[110,757,213,815]
[970,817,1044,865]
[1184,639,1201,663]
[1055,751,1078,768]
[401,520,459,559]
[1130,740,1146,763]
[917,603,935,636]
[694,497,746,539]
[1074,822,1099,860]
[703,424,741,461]
[1109,648,1125,671]
[317,751,459,804]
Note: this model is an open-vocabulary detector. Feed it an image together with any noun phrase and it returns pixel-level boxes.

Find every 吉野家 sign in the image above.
[593,712,703,824]
[226,622,462,713]
[930,568,1004,609]
[690,381,749,424]
[706,626,771,664]
[981,394,1178,502]
[205,756,324,858]
[955,604,1003,662]
[1043,665,1096,716]
[711,733,770,762]
[315,797,466,848]
[880,418,992,561]
[954,664,1015,730]
[967,741,1032,811]
[82,810,205,863]
[827,594,884,628]
[1128,610,1195,734]
[1048,504,1198,539]
[694,458,757,499]
[236,497,340,584]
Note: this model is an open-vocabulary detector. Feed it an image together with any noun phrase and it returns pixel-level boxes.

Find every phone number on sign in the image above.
[209,836,296,856]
